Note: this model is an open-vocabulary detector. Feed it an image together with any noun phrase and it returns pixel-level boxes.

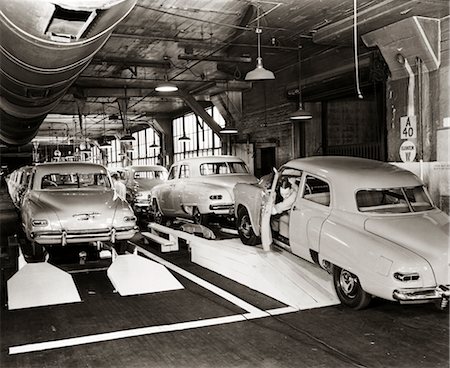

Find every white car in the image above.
[234,156,450,309]
[150,156,258,224]
[21,162,138,248]
[121,165,168,216]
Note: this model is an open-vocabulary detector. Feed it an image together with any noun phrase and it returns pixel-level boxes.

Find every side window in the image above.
[179,165,190,179]
[302,175,330,206]
[167,166,178,180]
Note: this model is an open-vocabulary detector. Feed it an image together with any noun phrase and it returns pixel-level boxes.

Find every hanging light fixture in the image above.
[149,129,160,148]
[220,84,238,134]
[155,56,178,92]
[99,103,111,148]
[245,4,275,81]
[178,118,190,141]
[289,45,312,120]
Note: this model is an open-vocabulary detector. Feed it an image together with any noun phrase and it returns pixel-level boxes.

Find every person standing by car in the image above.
[112,172,127,201]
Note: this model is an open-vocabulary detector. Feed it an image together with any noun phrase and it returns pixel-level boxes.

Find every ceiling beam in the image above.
[178,54,252,63]
[91,56,171,69]
[177,89,223,135]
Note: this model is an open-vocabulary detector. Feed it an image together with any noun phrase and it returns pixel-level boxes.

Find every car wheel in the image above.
[151,200,165,225]
[237,207,260,246]
[193,206,209,226]
[333,266,371,310]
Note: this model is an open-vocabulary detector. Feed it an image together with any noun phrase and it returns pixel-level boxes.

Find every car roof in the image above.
[283,156,424,211]
[173,155,244,166]
[124,165,167,171]
[34,162,108,174]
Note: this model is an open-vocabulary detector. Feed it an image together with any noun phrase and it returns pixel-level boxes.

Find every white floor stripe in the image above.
[9,243,301,355]
[9,315,247,355]
[133,243,266,316]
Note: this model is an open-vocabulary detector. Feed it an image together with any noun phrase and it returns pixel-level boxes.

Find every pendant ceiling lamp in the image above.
[155,56,178,92]
[289,45,312,120]
[149,129,159,148]
[245,4,274,81]
[99,103,111,148]
[220,85,238,134]
[178,119,190,141]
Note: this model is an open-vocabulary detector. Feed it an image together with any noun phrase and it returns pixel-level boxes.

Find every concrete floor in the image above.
[0,188,448,368]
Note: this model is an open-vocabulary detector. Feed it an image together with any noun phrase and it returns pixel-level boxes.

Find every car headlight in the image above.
[123,215,137,222]
[209,194,223,200]
[394,272,420,282]
[32,219,48,226]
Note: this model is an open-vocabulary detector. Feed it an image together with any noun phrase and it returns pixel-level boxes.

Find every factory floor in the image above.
[0,187,448,368]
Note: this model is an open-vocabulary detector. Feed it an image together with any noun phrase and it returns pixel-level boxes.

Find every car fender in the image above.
[234,183,265,237]
[318,211,435,301]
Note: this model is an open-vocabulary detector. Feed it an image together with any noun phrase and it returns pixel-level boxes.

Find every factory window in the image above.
[173,106,225,162]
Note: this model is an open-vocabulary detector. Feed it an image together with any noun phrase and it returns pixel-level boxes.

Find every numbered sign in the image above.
[399,140,416,162]
[400,116,417,139]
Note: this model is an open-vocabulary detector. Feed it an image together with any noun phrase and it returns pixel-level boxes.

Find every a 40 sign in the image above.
[400,116,417,139]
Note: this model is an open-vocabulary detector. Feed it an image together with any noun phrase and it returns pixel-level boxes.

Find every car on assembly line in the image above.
[7,165,33,209]
[121,165,168,216]
[234,156,450,310]
[150,155,258,225]
[21,162,138,249]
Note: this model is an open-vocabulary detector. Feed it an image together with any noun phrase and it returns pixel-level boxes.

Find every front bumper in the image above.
[31,226,139,245]
[209,203,234,215]
[393,285,450,304]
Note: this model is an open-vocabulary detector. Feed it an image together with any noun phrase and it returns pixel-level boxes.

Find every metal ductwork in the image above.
[0,0,136,146]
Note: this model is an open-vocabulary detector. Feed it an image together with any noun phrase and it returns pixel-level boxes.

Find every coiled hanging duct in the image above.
[0,0,136,145]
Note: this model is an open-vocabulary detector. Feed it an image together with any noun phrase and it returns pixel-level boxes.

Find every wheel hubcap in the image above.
[339,270,357,298]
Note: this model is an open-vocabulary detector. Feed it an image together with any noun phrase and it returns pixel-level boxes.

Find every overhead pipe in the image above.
[0,0,136,146]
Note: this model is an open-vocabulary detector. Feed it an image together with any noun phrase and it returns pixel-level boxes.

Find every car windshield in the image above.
[40,172,111,190]
[356,186,434,213]
[134,170,167,180]
[200,162,248,175]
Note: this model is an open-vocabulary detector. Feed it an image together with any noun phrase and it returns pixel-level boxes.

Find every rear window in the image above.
[356,186,434,213]
[134,171,167,180]
[40,172,111,190]
[200,162,248,176]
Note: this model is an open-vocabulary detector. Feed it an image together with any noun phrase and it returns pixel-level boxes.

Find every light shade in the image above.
[245,58,275,81]
[178,134,190,142]
[220,127,238,134]
[289,107,312,120]
[120,134,135,142]
[155,83,178,92]
[149,143,159,148]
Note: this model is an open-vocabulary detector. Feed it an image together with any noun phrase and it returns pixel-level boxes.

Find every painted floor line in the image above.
[9,306,299,355]
[9,244,298,355]
[133,243,267,315]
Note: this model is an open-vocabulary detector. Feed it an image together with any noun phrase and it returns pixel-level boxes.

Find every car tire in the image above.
[152,200,166,225]
[193,206,209,226]
[237,206,260,246]
[333,266,371,310]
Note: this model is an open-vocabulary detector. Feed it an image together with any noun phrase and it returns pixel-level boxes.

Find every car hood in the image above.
[364,210,450,283]
[36,190,120,230]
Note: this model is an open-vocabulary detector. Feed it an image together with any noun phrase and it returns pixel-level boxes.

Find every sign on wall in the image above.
[399,140,417,162]
[400,116,417,139]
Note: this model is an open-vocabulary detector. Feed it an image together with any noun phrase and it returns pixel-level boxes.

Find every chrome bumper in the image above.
[393,285,450,303]
[32,226,139,245]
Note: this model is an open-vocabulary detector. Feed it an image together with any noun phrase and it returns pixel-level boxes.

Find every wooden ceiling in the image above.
[36,0,449,141]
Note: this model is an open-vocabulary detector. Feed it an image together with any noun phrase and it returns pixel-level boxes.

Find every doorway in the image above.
[258,146,276,177]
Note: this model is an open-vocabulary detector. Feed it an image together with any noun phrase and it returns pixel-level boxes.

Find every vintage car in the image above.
[121,165,168,215]
[21,162,138,247]
[150,156,258,224]
[234,156,450,309]
[7,165,33,209]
